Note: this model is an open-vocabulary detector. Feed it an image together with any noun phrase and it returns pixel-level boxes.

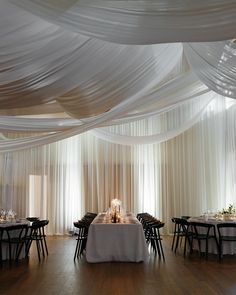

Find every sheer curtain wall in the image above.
[0,96,235,234]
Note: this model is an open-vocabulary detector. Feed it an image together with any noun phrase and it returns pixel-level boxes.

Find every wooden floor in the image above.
[1,236,236,295]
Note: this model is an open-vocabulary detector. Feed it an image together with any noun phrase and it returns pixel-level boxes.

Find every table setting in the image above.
[189,204,236,223]
[0,209,29,226]
[188,204,236,255]
[0,209,32,261]
[85,199,149,263]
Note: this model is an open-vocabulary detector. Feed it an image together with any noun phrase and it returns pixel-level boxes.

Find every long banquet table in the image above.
[86,212,149,263]
[188,216,236,255]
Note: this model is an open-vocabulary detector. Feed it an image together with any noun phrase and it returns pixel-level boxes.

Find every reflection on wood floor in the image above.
[1,235,236,295]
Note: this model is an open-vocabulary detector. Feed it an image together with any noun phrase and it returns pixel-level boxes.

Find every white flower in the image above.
[111,198,121,207]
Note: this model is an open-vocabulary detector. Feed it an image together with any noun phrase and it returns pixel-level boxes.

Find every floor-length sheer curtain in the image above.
[162,98,228,230]
[226,104,236,206]
[1,96,236,234]
[0,137,84,235]
[81,132,133,213]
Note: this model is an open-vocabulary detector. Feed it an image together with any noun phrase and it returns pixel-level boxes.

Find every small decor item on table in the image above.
[6,209,17,221]
[110,198,122,223]
[0,209,17,221]
[0,209,6,220]
[219,204,236,220]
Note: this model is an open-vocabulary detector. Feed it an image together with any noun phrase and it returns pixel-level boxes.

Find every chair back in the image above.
[181,216,191,220]
[217,223,236,229]
[217,223,236,240]
[26,217,39,222]
[217,223,236,260]
[74,221,89,237]
[1,223,29,261]
[3,223,28,240]
[29,219,49,237]
[190,221,216,238]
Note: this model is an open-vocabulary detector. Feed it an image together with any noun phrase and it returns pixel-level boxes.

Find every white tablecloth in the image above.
[86,213,149,263]
[188,217,236,255]
[0,220,29,260]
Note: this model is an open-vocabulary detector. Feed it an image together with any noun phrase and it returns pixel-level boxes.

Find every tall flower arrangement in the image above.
[110,198,122,223]
[219,204,236,220]
[219,204,235,215]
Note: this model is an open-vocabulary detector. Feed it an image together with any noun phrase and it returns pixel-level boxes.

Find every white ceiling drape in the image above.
[10,0,236,44]
[0,71,211,151]
[184,41,236,99]
[0,1,235,152]
[91,92,214,145]
[1,1,236,234]
[1,95,235,235]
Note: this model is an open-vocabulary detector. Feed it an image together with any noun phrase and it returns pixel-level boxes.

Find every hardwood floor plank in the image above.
[1,236,236,295]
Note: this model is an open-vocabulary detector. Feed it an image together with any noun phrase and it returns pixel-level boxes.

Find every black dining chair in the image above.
[40,220,49,256]
[179,218,194,257]
[171,217,193,256]
[73,221,89,259]
[189,221,219,260]
[217,223,236,261]
[171,217,185,252]
[25,219,49,261]
[0,223,28,262]
[146,222,165,260]
[84,212,97,219]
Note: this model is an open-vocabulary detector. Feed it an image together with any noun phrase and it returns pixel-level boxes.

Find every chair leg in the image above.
[42,228,48,255]
[197,239,202,257]
[43,237,48,255]
[171,234,176,251]
[81,238,87,256]
[40,238,45,257]
[184,234,192,257]
[74,238,79,260]
[218,241,222,261]
[215,236,219,258]
[205,239,208,260]
[155,238,161,258]
[171,225,177,251]
[189,235,194,255]
[25,240,32,258]
[151,238,156,254]
[14,242,20,261]
[78,239,82,257]
[174,225,183,253]
[15,242,24,261]
[158,239,165,261]
[36,240,41,261]
[74,237,87,259]
[183,236,187,257]
[0,241,2,265]
[175,233,180,253]
[8,242,12,262]
[179,233,183,248]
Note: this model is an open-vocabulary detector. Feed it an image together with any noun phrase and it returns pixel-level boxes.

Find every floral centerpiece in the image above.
[110,198,122,223]
[219,204,236,220]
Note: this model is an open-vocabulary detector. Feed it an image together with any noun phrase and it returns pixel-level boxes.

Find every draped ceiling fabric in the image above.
[10,0,236,44]
[0,1,236,234]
